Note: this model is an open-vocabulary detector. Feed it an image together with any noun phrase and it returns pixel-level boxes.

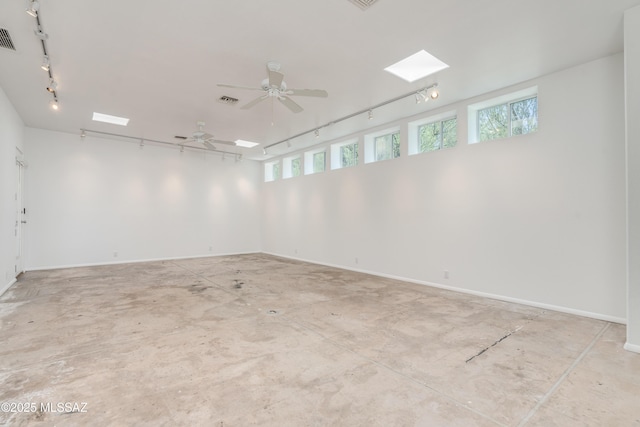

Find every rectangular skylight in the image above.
[92,112,130,126]
[235,139,259,148]
[384,50,449,83]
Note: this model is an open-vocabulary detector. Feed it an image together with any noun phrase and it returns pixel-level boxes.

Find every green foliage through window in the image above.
[479,96,537,142]
[313,152,325,173]
[340,143,358,168]
[272,163,281,180]
[374,132,400,161]
[291,158,301,177]
[511,97,538,135]
[418,118,457,152]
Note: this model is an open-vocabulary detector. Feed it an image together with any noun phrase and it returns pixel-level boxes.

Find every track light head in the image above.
[80,130,86,139]
[46,79,57,93]
[41,55,50,71]
[368,110,373,120]
[416,90,429,103]
[428,84,439,100]
[50,99,59,110]
[26,0,39,17]
[415,85,439,105]
[315,129,319,138]
[263,147,267,155]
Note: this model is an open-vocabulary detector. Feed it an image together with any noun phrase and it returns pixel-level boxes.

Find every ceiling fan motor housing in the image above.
[262,78,287,91]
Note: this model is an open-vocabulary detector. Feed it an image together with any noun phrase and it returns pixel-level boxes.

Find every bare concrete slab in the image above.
[1,254,638,426]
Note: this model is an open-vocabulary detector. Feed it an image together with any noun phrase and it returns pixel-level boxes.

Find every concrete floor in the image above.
[1,254,639,426]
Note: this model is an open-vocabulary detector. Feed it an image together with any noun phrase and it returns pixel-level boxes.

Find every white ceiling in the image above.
[1,0,639,160]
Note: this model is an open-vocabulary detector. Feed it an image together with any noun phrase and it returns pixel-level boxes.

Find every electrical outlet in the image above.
[113,251,118,258]
[355,257,359,264]
[294,248,298,254]
[444,270,449,279]
[209,246,213,252]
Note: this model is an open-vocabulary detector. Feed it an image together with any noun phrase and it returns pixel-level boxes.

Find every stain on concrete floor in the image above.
[1,253,639,426]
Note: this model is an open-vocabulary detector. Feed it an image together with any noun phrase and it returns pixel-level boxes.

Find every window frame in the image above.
[476,95,537,142]
[468,86,538,144]
[330,138,359,170]
[282,155,302,179]
[304,148,327,175]
[409,112,458,155]
[364,126,401,164]
[264,160,281,182]
[508,96,539,137]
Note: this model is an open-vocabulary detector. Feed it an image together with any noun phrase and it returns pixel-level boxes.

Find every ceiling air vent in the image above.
[348,0,378,10]
[0,28,16,51]
[218,95,239,105]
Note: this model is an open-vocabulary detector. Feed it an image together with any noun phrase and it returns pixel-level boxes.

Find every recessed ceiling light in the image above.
[92,112,130,126]
[384,50,449,83]
[235,139,259,148]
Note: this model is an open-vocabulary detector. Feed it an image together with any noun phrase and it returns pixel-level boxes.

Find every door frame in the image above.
[15,147,25,277]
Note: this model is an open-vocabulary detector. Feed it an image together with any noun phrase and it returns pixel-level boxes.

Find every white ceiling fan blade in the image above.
[287,89,328,98]
[278,96,304,113]
[241,95,269,110]
[203,141,216,151]
[217,84,264,91]
[202,132,215,140]
[211,139,236,146]
[268,70,284,88]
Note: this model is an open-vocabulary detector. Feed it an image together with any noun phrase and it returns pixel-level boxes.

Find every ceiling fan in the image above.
[218,61,328,113]
[180,121,235,151]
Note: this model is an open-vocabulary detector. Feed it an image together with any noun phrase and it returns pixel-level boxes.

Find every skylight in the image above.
[384,50,449,83]
[92,112,130,126]
[235,139,259,148]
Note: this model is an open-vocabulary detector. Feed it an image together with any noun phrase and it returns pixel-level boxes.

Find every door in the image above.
[15,148,25,277]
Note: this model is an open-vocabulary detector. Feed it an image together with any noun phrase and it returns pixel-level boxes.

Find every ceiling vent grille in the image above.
[348,0,378,10]
[218,95,239,105]
[0,28,16,51]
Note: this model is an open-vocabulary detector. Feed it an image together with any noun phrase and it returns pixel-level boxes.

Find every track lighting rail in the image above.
[79,128,242,159]
[263,83,439,152]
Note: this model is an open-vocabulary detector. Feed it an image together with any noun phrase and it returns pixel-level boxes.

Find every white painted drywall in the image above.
[625,5,640,351]
[262,54,627,321]
[0,87,24,294]
[24,128,261,269]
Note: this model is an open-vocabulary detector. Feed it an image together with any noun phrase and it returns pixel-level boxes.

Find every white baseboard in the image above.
[26,251,260,272]
[0,278,17,297]
[624,342,640,353]
[262,251,627,325]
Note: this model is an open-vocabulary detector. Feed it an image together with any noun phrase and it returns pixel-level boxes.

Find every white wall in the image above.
[24,128,261,269]
[0,86,24,294]
[262,54,627,321]
[625,5,640,351]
